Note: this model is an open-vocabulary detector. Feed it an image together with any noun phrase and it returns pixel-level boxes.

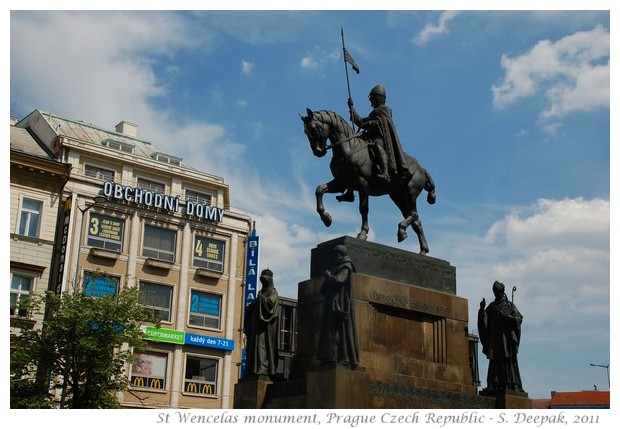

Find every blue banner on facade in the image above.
[184,333,234,351]
[244,225,259,308]
[241,224,259,379]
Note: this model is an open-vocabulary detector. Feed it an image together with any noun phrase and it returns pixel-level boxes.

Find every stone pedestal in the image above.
[480,389,532,409]
[233,376,273,409]
[237,237,520,409]
[306,364,371,408]
[309,236,457,294]
[288,236,486,408]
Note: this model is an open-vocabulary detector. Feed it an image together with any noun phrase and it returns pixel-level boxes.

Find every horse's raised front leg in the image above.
[316,179,346,227]
[397,211,414,243]
[357,191,369,241]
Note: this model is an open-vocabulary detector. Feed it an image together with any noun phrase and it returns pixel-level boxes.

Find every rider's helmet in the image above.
[368,84,386,106]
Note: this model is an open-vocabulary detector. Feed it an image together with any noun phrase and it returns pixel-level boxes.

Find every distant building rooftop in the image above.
[549,390,610,409]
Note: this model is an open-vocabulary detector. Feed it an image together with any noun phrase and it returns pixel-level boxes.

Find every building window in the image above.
[87,213,124,252]
[84,164,115,182]
[279,305,295,352]
[139,281,173,322]
[83,271,119,297]
[193,236,225,272]
[188,290,221,329]
[184,355,218,395]
[131,351,168,390]
[185,190,212,206]
[18,198,41,238]
[142,225,176,262]
[10,272,34,317]
[151,152,182,166]
[102,139,134,154]
[137,177,166,194]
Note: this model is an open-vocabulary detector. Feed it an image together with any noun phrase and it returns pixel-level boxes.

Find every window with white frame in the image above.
[185,189,212,206]
[84,164,115,182]
[10,272,34,317]
[83,271,119,297]
[279,304,297,352]
[142,225,176,262]
[102,139,134,154]
[188,290,221,329]
[18,198,42,238]
[137,177,166,194]
[192,236,225,272]
[131,351,168,390]
[87,213,125,252]
[184,355,218,395]
[139,281,173,322]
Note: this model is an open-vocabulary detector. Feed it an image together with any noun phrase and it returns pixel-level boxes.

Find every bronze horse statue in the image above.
[301,108,436,254]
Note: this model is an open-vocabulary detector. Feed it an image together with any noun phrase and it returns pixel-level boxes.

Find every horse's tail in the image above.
[423,168,436,205]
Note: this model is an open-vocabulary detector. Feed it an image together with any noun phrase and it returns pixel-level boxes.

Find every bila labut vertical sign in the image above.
[241,223,259,379]
[244,224,259,307]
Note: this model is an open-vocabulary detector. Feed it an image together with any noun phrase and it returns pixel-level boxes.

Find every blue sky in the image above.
[7,4,614,401]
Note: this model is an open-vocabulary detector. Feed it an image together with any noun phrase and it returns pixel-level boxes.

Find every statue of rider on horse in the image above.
[300,30,436,253]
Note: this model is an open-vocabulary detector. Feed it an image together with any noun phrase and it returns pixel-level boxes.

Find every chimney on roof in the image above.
[115,121,138,137]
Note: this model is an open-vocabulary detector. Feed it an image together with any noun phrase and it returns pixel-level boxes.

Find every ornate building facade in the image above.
[14,110,253,409]
[10,118,71,333]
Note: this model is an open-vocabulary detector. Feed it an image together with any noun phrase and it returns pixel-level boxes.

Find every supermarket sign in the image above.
[142,326,234,351]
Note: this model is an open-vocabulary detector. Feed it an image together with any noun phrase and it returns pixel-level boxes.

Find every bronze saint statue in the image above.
[317,245,359,369]
[244,269,279,378]
[478,281,524,392]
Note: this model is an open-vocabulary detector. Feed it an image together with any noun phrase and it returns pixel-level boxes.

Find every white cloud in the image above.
[484,198,609,250]
[10,11,191,133]
[413,11,460,46]
[241,60,254,76]
[541,61,610,118]
[249,214,322,298]
[480,197,609,326]
[300,57,318,69]
[492,26,610,120]
[300,47,340,71]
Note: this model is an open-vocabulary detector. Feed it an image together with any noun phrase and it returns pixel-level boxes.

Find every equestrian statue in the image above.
[301,84,437,254]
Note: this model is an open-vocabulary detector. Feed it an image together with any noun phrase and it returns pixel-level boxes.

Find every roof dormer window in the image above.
[151,152,182,166]
[102,139,134,154]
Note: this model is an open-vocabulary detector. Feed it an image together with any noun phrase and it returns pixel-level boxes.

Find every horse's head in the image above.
[301,108,329,158]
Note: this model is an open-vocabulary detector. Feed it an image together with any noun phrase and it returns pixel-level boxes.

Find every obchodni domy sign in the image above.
[102,181,225,223]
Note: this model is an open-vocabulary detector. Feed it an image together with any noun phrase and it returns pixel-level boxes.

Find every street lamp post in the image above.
[589,363,610,390]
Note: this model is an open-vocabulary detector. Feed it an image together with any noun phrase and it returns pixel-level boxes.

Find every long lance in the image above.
[341,27,355,129]
[341,27,353,102]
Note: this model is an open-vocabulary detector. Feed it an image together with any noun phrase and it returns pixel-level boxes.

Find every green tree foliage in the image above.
[10,279,159,409]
